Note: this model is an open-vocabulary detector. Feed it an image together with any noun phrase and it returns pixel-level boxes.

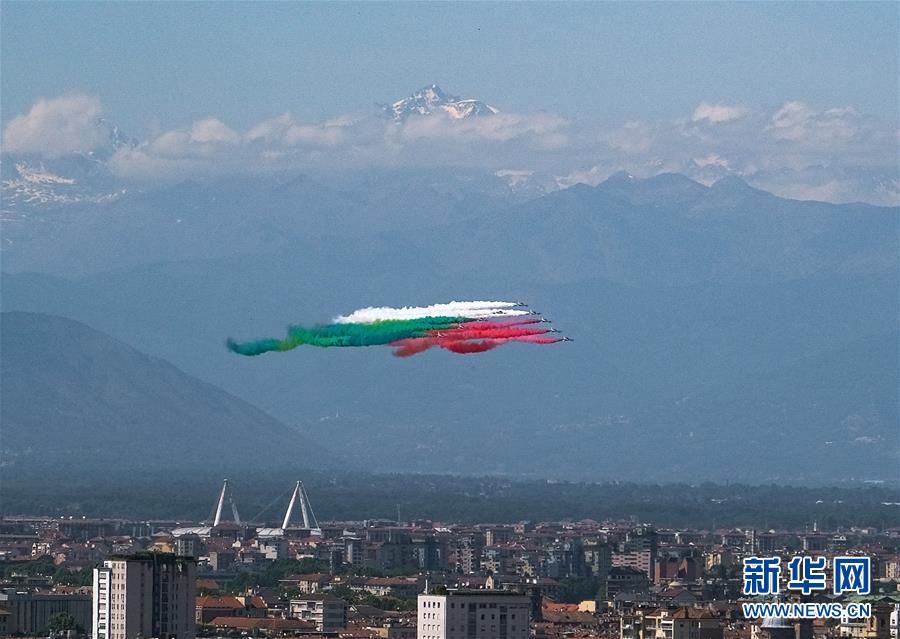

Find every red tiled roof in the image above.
[541,611,598,625]
[196,596,244,609]
[208,617,316,630]
[544,602,580,613]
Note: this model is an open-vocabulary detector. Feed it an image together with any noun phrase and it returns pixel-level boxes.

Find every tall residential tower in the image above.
[93,553,196,639]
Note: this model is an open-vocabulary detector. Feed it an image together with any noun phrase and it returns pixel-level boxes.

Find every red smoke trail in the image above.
[429,327,549,340]
[444,336,560,352]
[461,318,542,330]
[441,339,500,354]
[509,335,562,344]
[391,338,439,358]
[390,335,498,356]
[390,329,563,357]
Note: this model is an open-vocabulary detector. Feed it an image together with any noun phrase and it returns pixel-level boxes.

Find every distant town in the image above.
[1,481,898,639]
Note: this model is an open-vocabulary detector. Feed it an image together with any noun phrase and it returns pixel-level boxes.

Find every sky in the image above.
[3,2,897,130]
[2,2,898,204]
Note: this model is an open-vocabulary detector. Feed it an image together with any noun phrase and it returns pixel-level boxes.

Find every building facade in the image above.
[418,590,531,639]
[288,594,348,632]
[0,589,91,635]
[92,553,197,639]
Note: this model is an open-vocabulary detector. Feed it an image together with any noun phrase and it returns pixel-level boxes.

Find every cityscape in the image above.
[1,480,898,639]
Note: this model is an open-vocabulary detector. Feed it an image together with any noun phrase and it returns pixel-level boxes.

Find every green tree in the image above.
[48,612,82,634]
[557,576,601,603]
[224,558,327,593]
[54,566,95,587]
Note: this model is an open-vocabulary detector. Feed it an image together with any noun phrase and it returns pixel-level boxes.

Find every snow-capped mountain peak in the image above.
[383,84,499,122]
[91,118,139,158]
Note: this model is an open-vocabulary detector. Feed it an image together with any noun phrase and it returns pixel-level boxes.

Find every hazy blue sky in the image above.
[3,2,898,133]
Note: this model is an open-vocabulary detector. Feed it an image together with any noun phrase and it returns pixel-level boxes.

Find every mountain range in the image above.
[1,167,896,483]
[0,311,329,471]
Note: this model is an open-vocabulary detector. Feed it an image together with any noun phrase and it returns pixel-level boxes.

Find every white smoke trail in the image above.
[334,300,526,323]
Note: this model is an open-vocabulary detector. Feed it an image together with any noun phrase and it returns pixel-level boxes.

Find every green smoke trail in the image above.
[227,316,466,356]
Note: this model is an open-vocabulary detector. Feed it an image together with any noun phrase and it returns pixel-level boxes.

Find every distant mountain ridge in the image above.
[2,169,894,280]
[1,171,896,483]
[0,311,334,472]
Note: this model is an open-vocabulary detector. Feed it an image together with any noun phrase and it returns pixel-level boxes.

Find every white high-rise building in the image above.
[289,593,349,631]
[93,553,197,639]
[417,590,530,639]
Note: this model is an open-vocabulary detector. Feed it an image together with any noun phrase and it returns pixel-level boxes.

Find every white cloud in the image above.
[692,153,729,169]
[5,93,896,205]
[2,94,105,156]
[559,101,897,205]
[104,105,573,179]
[139,116,242,161]
[245,113,294,143]
[766,179,852,203]
[768,101,861,145]
[284,123,347,147]
[749,165,899,206]
[770,101,814,132]
[394,110,568,148]
[108,146,202,180]
[495,169,533,186]
[604,120,657,154]
[555,165,613,188]
[692,102,745,123]
[190,118,240,144]
[245,112,353,147]
[149,130,192,157]
[110,116,241,177]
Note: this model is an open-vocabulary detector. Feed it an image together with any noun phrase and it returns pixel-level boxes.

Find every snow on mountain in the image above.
[494,169,558,200]
[11,163,76,186]
[383,84,499,122]
[1,159,126,211]
[1,118,135,211]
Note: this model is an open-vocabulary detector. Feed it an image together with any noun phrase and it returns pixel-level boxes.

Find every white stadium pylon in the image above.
[212,478,241,526]
[282,480,321,533]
